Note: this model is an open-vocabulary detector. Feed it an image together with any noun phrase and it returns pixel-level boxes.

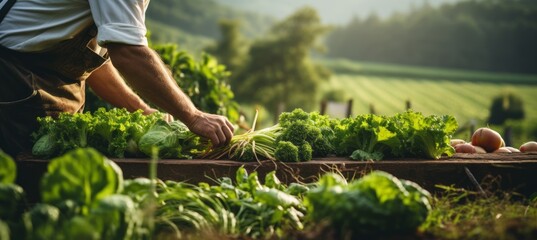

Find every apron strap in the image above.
[0,0,17,23]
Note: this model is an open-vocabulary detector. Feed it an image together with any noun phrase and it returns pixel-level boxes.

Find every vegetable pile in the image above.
[0,148,432,239]
[205,108,458,162]
[32,108,204,159]
[451,127,537,154]
[32,108,458,161]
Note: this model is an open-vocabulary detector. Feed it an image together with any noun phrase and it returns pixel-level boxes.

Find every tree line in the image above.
[325,0,537,74]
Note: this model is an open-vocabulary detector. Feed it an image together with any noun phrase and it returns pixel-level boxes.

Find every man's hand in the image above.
[186,111,235,147]
[106,43,234,146]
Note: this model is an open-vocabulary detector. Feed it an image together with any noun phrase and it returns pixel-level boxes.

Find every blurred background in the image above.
[90,0,537,147]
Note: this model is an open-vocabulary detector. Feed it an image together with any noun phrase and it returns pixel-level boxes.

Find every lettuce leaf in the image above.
[305,171,431,237]
[40,148,123,214]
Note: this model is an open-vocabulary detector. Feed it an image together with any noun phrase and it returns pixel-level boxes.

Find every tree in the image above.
[488,92,525,125]
[235,7,331,114]
[325,0,537,73]
[206,19,249,74]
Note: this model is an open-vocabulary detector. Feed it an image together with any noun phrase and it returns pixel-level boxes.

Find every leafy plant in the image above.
[32,112,93,158]
[22,204,60,240]
[0,150,16,184]
[333,114,399,158]
[276,109,336,161]
[391,110,458,159]
[152,44,240,122]
[304,171,432,238]
[89,194,141,240]
[40,148,123,213]
[333,110,458,160]
[138,120,206,159]
[32,108,165,158]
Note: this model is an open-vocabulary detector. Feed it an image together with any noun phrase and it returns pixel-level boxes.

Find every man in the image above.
[0,0,234,156]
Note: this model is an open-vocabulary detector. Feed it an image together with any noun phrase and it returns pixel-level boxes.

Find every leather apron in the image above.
[0,26,110,156]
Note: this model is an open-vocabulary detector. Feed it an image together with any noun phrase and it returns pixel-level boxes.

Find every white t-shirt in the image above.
[0,0,150,52]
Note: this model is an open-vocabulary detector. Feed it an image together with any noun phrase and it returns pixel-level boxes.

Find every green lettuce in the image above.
[40,148,123,213]
[305,171,431,237]
[391,111,458,159]
[89,194,139,240]
[0,150,16,184]
[32,108,162,158]
[333,114,400,159]
[22,204,60,240]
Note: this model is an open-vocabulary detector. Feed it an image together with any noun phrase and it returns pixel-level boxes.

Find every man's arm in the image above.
[86,61,152,114]
[105,43,234,146]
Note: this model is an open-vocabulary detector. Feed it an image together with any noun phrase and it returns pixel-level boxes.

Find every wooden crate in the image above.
[16,153,537,202]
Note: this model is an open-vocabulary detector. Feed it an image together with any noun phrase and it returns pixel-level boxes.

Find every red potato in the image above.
[519,141,537,153]
[505,146,520,153]
[493,147,512,153]
[471,127,504,153]
[450,139,466,148]
[455,143,476,153]
[473,145,487,154]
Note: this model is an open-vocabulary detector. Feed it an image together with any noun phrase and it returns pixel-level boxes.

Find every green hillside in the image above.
[146,20,214,55]
[317,59,537,145]
[146,0,273,50]
[320,58,537,85]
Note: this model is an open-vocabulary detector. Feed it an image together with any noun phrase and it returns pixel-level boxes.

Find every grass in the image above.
[320,58,537,85]
[421,185,537,240]
[316,58,537,146]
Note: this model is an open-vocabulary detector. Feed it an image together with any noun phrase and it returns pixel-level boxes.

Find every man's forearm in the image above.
[106,44,199,124]
[86,61,152,113]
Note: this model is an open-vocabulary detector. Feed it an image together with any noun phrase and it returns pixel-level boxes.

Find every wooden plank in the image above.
[15,153,537,203]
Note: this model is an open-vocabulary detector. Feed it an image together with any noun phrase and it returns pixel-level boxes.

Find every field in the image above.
[318,58,537,145]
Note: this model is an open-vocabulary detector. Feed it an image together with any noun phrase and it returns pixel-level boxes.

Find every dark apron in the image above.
[0,23,109,156]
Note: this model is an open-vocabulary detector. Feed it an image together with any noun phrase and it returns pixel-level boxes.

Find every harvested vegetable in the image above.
[392,111,458,159]
[203,111,281,161]
[519,141,537,153]
[450,139,466,147]
[32,108,163,158]
[471,127,504,153]
[505,146,521,153]
[493,147,512,153]
[277,109,336,159]
[473,145,487,154]
[138,120,205,159]
[455,143,476,154]
[274,141,299,162]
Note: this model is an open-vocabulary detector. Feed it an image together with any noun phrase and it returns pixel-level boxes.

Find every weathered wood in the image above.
[16,153,537,202]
